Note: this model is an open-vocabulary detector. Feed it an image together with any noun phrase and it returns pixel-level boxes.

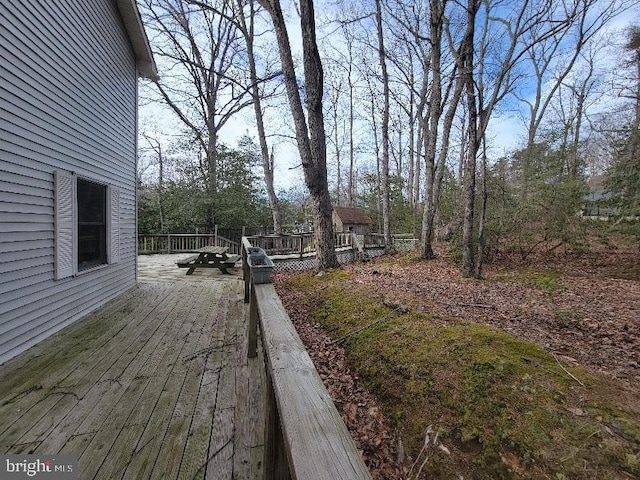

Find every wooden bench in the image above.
[223,254,240,265]
[176,255,199,267]
[176,248,239,275]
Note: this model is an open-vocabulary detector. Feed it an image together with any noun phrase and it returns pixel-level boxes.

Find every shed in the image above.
[581,190,618,218]
[332,207,372,235]
[0,0,157,363]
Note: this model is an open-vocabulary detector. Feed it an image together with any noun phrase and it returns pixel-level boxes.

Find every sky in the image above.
[138,0,640,194]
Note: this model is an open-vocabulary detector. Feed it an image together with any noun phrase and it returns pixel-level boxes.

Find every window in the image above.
[77,179,107,271]
[54,171,120,279]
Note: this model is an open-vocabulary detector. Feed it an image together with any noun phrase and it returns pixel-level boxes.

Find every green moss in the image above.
[283,271,640,479]
[494,269,565,293]
[525,271,562,291]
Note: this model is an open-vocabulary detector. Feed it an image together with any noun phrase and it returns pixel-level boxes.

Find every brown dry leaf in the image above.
[273,240,639,479]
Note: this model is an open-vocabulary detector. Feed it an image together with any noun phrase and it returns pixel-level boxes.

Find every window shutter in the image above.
[55,170,75,279]
[110,187,120,264]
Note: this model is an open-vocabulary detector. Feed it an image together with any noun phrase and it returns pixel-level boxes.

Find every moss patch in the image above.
[284,272,640,479]
[495,270,563,293]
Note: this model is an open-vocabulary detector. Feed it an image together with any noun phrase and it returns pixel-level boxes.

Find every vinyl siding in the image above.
[0,0,139,363]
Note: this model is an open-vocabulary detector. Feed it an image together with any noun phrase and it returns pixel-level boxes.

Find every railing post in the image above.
[167,234,171,254]
[248,282,258,358]
[243,242,250,304]
[351,232,356,261]
[264,374,290,480]
[214,224,218,246]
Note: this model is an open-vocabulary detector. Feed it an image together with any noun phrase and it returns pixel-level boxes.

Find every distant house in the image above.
[582,190,618,218]
[0,1,157,363]
[332,207,372,235]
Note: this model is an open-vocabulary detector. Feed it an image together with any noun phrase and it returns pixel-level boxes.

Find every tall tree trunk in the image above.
[258,0,338,270]
[332,96,342,204]
[238,0,282,234]
[414,122,422,210]
[206,133,218,232]
[366,77,383,231]
[420,0,443,259]
[474,136,488,278]
[143,135,166,233]
[461,0,479,278]
[569,90,584,179]
[375,0,391,245]
[408,88,416,210]
[266,148,282,233]
[347,40,356,207]
[420,0,465,259]
[157,142,165,234]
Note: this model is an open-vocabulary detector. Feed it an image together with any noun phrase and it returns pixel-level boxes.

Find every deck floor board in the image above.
[10,282,195,452]
[0,255,264,480]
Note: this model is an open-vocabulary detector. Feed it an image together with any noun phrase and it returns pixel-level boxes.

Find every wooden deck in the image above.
[0,255,264,479]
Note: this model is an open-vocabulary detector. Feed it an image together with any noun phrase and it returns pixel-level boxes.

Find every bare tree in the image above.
[374,0,392,245]
[324,59,346,204]
[322,17,362,207]
[257,0,339,270]
[385,0,465,257]
[459,0,480,278]
[516,0,631,193]
[457,0,590,277]
[362,59,383,229]
[142,0,253,231]
[419,0,466,259]
[521,0,633,146]
[141,133,167,233]
[552,46,602,180]
[233,0,283,233]
[344,24,359,207]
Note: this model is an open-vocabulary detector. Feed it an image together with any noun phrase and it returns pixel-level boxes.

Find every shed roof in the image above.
[333,207,371,225]
[116,0,158,80]
[583,189,613,203]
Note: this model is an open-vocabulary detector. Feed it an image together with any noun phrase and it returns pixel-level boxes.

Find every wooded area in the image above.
[274,239,639,478]
[137,0,640,275]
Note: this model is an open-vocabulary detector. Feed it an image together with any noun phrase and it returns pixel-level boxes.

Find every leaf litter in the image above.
[273,241,639,479]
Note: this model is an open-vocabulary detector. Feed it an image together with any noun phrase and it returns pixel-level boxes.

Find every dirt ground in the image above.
[345,245,640,388]
[274,238,640,478]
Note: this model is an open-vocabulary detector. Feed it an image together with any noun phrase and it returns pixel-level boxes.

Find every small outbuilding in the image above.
[332,207,372,235]
[582,190,618,218]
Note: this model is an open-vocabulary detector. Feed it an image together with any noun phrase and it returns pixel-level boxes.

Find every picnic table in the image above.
[176,246,240,275]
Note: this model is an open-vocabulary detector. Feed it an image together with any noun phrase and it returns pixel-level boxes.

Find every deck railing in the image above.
[241,237,372,480]
[139,231,401,257]
[244,232,388,257]
[244,233,315,257]
[138,233,241,255]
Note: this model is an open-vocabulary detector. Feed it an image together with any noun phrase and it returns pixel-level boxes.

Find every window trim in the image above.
[77,177,108,272]
[54,170,121,280]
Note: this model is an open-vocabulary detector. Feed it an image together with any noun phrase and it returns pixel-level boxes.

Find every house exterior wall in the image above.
[332,211,345,232]
[346,224,370,235]
[332,220,370,235]
[332,207,372,235]
[0,0,138,363]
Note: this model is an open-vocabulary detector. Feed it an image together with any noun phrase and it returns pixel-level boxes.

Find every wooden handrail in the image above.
[139,231,400,256]
[138,233,240,254]
[242,237,371,480]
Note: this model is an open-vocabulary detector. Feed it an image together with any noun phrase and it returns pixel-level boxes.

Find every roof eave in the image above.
[116,0,158,81]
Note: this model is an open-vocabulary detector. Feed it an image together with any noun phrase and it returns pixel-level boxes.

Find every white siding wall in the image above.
[0,0,138,363]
